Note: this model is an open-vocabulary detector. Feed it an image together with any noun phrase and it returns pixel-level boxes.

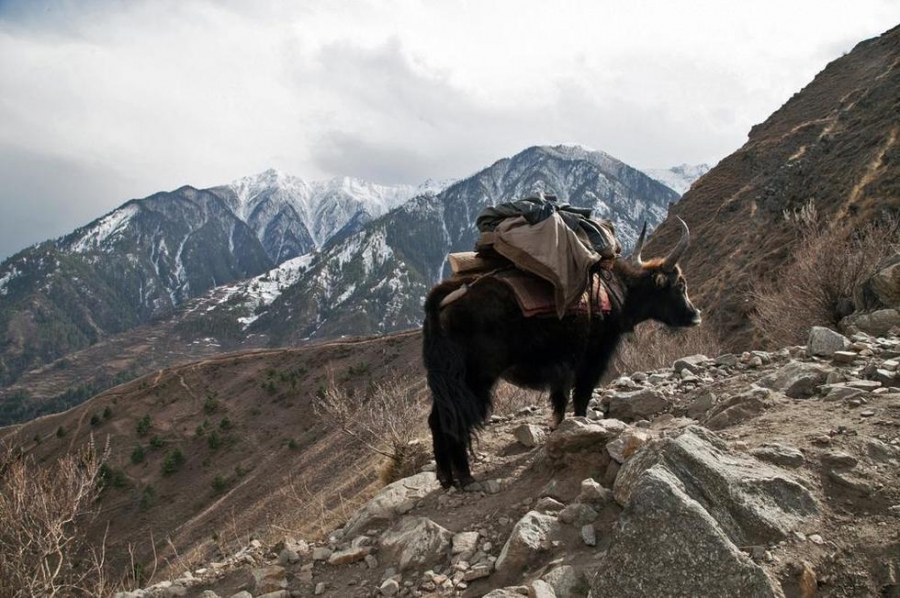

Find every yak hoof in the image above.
[549,413,565,431]
[437,472,454,489]
[458,476,477,490]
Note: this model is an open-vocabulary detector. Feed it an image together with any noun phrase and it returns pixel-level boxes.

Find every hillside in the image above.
[7,321,899,597]
[0,330,424,583]
[647,24,900,349]
[0,172,434,391]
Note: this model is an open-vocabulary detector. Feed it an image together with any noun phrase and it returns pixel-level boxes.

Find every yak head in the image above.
[621,218,702,329]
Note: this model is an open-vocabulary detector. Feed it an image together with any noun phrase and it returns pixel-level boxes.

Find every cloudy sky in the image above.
[0,1,898,259]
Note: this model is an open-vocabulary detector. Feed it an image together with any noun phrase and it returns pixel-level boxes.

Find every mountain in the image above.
[0,145,676,421]
[207,145,680,344]
[0,174,436,388]
[644,163,711,194]
[646,23,900,348]
[208,170,439,264]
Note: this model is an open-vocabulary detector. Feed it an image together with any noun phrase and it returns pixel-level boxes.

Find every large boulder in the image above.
[702,388,773,430]
[842,308,900,337]
[495,511,560,574]
[545,417,626,456]
[591,466,781,597]
[342,472,439,536]
[807,326,850,357]
[607,389,671,420]
[758,362,830,398]
[380,517,452,571]
[858,252,900,308]
[613,426,817,546]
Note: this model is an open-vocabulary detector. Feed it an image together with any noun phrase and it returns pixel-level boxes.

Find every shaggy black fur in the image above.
[422,256,701,489]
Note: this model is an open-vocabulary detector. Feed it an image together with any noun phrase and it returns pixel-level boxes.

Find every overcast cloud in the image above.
[1,0,898,259]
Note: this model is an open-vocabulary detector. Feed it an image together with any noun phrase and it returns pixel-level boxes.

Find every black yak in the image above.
[422,218,701,488]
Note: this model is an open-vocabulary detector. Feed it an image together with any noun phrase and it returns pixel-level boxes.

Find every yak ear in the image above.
[654,272,667,287]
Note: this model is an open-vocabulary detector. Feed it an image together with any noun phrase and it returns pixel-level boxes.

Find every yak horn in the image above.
[628,222,648,266]
[662,217,690,271]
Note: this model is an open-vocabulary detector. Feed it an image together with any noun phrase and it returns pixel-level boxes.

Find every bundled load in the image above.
[447,193,621,317]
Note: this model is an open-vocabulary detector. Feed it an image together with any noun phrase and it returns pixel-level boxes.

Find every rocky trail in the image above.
[115,324,900,598]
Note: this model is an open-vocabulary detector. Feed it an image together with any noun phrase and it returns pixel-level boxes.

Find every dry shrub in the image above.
[491,381,543,417]
[609,322,724,379]
[314,371,429,484]
[750,209,899,348]
[0,436,114,597]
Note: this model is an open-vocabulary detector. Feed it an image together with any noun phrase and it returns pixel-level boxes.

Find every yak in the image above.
[422,218,701,489]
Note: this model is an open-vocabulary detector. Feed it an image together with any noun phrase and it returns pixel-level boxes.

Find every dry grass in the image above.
[491,382,543,417]
[609,323,724,379]
[750,208,899,348]
[314,371,430,485]
[0,436,116,597]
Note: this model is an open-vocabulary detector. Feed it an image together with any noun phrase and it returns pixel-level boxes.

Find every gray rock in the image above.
[832,350,859,364]
[871,368,900,387]
[607,389,671,421]
[464,563,494,581]
[252,566,286,594]
[311,547,332,561]
[545,417,627,456]
[842,309,900,337]
[847,379,882,391]
[581,524,597,546]
[703,389,772,430]
[327,546,368,565]
[483,590,528,598]
[592,466,780,597]
[542,565,579,598]
[452,531,480,555]
[379,579,400,596]
[198,592,220,598]
[558,503,598,526]
[495,511,560,573]
[342,472,439,537]
[606,429,653,462]
[534,496,566,513]
[578,478,611,504]
[614,426,817,545]
[715,353,739,367]
[673,354,710,374]
[530,579,557,598]
[868,253,900,307]
[822,384,865,402]
[758,362,830,398]
[229,593,252,598]
[314,582,325,595]
[750,443,805,468]
[256,592,289,598]
[380,516,452,571]
[514,424,547,448]
[686,390,717,419]
[807,326,851,357]
[277,548,299,565]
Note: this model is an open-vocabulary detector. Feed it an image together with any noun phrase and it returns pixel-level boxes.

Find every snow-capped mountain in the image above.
[0,172,445,386]
[644,163,710,195]
[195,144,680,344]
[209,170,435,263]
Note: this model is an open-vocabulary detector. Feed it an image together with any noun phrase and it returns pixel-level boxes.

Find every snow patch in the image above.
[70,204,139,253]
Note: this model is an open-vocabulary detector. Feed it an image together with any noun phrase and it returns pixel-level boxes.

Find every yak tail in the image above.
[422,288,489,451]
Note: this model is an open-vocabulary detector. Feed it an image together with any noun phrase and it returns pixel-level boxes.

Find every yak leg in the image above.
[428,407,455,489]
[451,375,494,488]
[572,366,605,417]
[549,385,570,429]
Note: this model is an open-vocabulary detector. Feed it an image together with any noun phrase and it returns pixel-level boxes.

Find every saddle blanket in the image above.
[492,269,611,318]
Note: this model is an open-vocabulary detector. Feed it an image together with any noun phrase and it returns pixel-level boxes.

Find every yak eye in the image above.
[675,281,686,291]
